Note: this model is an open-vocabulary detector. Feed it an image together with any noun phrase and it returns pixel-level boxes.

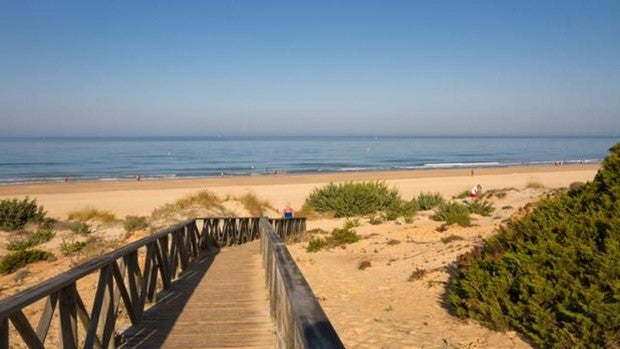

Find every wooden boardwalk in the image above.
[121,240,275,348]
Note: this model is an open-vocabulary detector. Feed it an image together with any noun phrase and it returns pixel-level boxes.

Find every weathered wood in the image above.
[35,293,57,343]
[259,218,344,348]
[0,317,8,349]
[9,310,44,349]
[0,217,311,348]
[58,283,78,349]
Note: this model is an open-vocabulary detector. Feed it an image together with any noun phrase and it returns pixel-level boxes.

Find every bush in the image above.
[305,181,401,217]
[306,220,360,252]
[67,207,116,224]
[0,249,52,274]
[416,192,445,210]
[385,199,418,221]
[306,237,328,252]
[70,222,91,235]
[447,143,620,347]
[467,200,495,216]
[432,202,471,226]
[0,197,46,231]
[123,216,149,233]
[60,240,89,256]
[6,229,55,251]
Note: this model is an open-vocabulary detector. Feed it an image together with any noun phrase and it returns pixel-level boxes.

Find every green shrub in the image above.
[123,216,149,233]
[306,237,327,252]
[6,229,55,251]
[416,192,445,210]
[331,225,360,245]
[447,143,620,347]
[385,199,418,220]
[70,222,91,235]
[67,207,116,224]
[305,220,360,252]
[305,181,400,217]
[432,202,471,226]
[0,249,52,274]
[0,197,46,231]
[467,200,495,216]
[60,240,89,256]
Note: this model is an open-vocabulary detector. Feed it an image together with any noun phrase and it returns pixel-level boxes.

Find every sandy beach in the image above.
[0,164,598,219]
[0,164,600,348]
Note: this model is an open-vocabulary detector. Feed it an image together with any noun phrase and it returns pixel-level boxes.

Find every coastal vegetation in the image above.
[67,207,117,224]
[0,249,52,275]
[0,197,46,231]
[415,192,445,210]
[123,215,150,233]
[447,143,620,347]
[432,202,472,226]
[307,219,361,252]
[6,229,54,251]
[229,192,275,216]
[305,181,400,217]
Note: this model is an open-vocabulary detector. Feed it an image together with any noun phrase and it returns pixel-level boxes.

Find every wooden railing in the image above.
[0,217,307,348]
[260,218,344,348]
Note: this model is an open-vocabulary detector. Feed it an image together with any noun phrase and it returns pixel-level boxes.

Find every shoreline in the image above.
[0,163,599,196]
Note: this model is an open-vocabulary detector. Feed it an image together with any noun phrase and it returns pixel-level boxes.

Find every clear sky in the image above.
[1,1,619,137]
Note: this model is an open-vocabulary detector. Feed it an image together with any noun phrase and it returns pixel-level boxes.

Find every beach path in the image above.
[121,240,275,348]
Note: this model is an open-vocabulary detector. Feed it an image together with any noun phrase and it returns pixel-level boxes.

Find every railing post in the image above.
[58,283,78,349]
[0,317,8,348]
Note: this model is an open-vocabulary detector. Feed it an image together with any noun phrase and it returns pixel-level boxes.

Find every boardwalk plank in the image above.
[122,241,275,348]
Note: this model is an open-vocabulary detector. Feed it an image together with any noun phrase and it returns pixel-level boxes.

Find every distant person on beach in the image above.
[135,174,141,181]
[470,184,482,202]
[470,168,474,176]
[64,176,69,183]
[283,203,294,218]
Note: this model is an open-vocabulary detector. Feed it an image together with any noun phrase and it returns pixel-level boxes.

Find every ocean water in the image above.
[0,136,616,184]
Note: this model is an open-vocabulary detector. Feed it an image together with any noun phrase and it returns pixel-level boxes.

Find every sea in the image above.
[0,136,617,185]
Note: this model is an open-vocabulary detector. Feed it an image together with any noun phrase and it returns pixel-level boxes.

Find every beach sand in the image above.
[0,164,598,219]
[0,164,599,348]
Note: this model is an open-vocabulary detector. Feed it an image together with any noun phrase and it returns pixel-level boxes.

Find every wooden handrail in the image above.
[0,216,316,348]
[260,218,344,348]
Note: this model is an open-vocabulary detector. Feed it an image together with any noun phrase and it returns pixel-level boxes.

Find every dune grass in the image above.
[525,180,546,189]
[229,192,275,216]
[67,207,117,224]
[151,190,232,221]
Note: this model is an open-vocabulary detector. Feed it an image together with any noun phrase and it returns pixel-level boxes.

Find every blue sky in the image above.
[1,1,619,136]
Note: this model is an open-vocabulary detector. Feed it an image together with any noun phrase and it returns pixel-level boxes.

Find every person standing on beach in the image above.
[470,184,481,202]
[283,203,294,218]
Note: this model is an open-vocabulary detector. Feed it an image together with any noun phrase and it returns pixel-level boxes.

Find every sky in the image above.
[1,1,619,137]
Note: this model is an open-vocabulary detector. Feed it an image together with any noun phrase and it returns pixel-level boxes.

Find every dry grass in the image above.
[67,207,117,224]
[525,181,546,189]
[229,192,275,216]
[151,190,232,221]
